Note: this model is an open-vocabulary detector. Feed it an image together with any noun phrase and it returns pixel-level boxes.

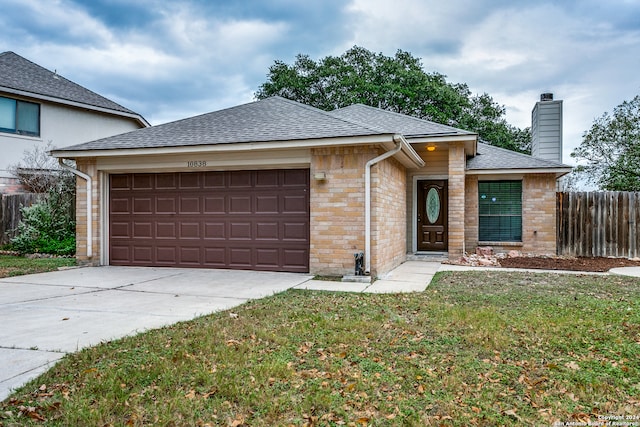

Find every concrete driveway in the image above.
[0,266,312,401]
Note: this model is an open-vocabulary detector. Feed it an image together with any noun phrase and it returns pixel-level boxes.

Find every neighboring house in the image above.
[51,95,571,278]
[0,51,149,192]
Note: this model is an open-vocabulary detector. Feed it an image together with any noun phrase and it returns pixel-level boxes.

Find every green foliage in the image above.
[257,46,530,153]
[11,183,76,256]
[571,95,640,190]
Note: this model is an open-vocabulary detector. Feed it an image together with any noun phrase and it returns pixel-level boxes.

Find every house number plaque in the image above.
[187,160,207,168]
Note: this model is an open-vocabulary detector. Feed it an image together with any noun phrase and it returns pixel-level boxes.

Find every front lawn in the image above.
[1,271,639,426]
[0,255,76,278]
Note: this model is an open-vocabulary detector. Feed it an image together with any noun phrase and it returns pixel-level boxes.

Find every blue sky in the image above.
[2,0,639,164]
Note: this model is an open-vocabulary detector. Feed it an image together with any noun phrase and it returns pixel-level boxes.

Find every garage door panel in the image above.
[156,173,177,189]
[204,196,225,213]
[156,197,177,214]
[229,222,252,239]
[256,195,278,213]
[133,222,153,238]
[204,222,225,239]
[133,174,153,190]
[229,248,252,267]
[133,198,153,214]
[283,195,307,213]
[110,170,309,272]
[179,172,200,189]
[132,246,153,263]
[229,171,252,188]
[179,197,200,214]
[256,222,278,240]
[229,196,251,214]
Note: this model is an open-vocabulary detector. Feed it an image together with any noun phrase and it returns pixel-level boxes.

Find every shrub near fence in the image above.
[557,191,640,258]
[0,193,42,245]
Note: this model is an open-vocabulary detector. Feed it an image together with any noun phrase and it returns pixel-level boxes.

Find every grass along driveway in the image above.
[0,255,76,278]
[1,271,639,426]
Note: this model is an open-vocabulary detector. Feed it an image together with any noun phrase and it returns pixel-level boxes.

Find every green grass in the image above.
[0,255,76,278]
[1,271,639,426]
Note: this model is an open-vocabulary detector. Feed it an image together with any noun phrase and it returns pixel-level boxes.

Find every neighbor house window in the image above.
[0,96,40,136]
[478,180,522,242]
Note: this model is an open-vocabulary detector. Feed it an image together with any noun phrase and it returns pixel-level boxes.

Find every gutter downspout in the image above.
[58,159,92,258]
[364,135,406,274]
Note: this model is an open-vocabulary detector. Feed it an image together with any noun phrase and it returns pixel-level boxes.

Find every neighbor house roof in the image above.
[53,96,397,153]
[0,51,148,126]
[329,104,475,138]
[467,142,572,175]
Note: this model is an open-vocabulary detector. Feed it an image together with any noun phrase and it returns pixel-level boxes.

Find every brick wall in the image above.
[75,158,100,264]
[447,142,466,258]
[522,173,557,254]
[371,156,406,276]
[310,146,376,276]
[464,174,479,252]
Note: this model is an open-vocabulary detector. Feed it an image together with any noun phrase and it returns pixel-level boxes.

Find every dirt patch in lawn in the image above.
[499,256,640,272]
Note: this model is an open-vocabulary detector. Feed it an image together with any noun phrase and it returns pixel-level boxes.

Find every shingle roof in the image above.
[328,104,475,137]
[0,51,140,116]
[55,96,388,152]
[467,142,571,171]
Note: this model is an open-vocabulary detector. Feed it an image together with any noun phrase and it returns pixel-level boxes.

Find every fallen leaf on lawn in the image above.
[185,390,196,399]
[565,361,580,371]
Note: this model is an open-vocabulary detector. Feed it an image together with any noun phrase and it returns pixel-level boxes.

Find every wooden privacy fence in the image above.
[0,193,42,245]
[557,191,640,258]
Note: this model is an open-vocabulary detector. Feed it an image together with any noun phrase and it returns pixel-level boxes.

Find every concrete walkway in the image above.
[610,266,640,278]
[296,261,441,293]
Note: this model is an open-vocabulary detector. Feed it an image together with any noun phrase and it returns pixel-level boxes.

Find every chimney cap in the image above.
[540,92,554,101]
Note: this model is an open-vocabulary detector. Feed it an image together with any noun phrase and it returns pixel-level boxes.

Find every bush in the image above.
[11,184,76,256]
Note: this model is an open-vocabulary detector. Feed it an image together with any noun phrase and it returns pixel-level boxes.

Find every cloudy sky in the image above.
[2,0,639,164]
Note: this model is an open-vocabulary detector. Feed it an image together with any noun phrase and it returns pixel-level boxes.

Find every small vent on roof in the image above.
[540,92,553,101]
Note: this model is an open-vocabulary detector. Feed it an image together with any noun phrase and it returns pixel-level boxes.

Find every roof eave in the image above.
[466,167,573,178]
[406,133,478,156]
[0,85,150,127]
[50,133,400,159]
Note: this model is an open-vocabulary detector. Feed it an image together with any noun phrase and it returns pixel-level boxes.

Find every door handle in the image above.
[417,214,421,222]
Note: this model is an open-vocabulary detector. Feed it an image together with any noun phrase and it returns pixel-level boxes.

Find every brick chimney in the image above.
[531,93,563,163]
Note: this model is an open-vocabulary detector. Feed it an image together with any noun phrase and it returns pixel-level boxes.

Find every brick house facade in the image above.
[54,97,571,279]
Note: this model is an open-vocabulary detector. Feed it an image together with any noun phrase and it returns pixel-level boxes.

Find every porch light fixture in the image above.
[426,145,436,152]
[313,172,327,180]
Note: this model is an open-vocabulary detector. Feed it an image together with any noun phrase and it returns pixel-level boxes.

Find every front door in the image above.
[417,180,448,251]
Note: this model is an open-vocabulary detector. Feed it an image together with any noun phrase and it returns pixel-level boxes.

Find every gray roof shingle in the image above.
[328,104,474,137]
[55,96,388,152]
[0,51,140,116]
[467,142,571,171]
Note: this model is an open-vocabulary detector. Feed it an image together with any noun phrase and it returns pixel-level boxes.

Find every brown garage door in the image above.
[109,169,310,272]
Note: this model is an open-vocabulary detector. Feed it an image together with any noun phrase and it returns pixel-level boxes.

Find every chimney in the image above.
[531,93,563,163]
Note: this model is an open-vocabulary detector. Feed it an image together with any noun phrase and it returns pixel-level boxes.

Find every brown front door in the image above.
[417,180,448,251]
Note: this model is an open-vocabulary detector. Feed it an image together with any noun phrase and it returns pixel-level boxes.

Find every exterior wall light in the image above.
[313,172,327,180]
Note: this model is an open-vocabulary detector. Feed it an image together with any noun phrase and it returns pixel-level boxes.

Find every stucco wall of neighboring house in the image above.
[464,173,558,256]
[371,156,406,276]
[447,142,466,258]
[309,145,376,276]
[0,98,142,179]
[405,145,449,253]
[75,157,100,264]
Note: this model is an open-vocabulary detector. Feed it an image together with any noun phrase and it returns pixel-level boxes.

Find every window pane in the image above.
[0,97,16,132]
[16,100,40,136]
[478,180,522,242]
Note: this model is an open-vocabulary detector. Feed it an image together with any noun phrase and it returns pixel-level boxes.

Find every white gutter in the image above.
[58,159,93,258]
[364,134,407,274]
